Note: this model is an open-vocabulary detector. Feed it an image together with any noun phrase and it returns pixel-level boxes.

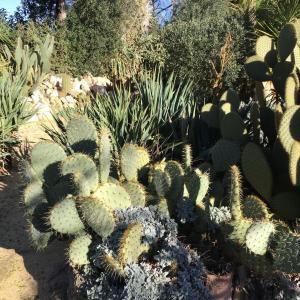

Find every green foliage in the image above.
[0,35,53,172]
[64,0,146,76]
[23,116,153,258]
[224,165,300,274]
[256,0,300,39]
[162,0,246,100]
[85,69,194,154]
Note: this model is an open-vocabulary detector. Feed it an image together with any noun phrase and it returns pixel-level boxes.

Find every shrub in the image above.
[64,0,149,76]
[162,0,247,101]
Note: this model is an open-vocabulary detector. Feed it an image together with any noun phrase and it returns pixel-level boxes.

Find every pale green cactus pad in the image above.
[245,222,275,255]
[30,141,66,184]
[289,141,300,186]
[121,144,150,181]
[24,181,47,216]
[60,153,99,193]
[185,169,210,207]
[68,234,92,266]
[49,197,84,234]
[278,105,300,154]
[98,128,111,183]
[80,197,116,238]
[93,183,132,209]
[66,115,98,156]
[122,182,146,207]
[118,223,149,266]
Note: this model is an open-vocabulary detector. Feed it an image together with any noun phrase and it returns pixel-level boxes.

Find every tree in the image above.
[13,0,71,24]
[65,0,150,76]
[162,0,246,100]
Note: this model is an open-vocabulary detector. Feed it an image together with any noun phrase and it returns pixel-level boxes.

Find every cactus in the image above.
[242,195,271,221]
[201,103,220,128]
[220,89,240,111]
[121,144,150,182]
[68,234,92,266]
[66,116,98,156]
[289,141,300,186]
[220,112,245,143]
[241,142,273,201]
[211,139,240,172]
[23,116,152,256]
[98,128,111,183]
[269,192,300,220]
[48,197,85,234]
[30,141,66,184]
[245,222,275,255]
[224,165,300,274]
[245,19,300,104]
[118,223,149,266]
[60,153,99,194]
[278,105,300,154]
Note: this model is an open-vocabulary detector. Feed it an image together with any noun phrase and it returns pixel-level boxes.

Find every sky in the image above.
[0,0,21,14]
[0,0,172,19]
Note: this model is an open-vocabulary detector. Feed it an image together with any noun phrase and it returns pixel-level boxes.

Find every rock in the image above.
[79,79,90,93]
[31,90,43,104]
[50,75,62,87]
[90,84,106,94]
[92,76,111,87]
[65,95,76,105]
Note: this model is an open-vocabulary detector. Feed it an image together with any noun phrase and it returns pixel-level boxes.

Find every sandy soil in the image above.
[0,120,70,300]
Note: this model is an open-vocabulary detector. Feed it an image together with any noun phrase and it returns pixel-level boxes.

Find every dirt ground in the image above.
[0,120,70,300]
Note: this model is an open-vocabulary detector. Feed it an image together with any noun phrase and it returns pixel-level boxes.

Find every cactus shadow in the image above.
[0,172,69,299]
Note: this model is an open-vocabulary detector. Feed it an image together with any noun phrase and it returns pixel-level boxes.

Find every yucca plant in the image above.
[87,69,194,155]
[256,0,300,38]
[0,35,54,173]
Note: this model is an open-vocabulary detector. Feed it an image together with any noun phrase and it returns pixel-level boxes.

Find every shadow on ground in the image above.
[0,171,69,300]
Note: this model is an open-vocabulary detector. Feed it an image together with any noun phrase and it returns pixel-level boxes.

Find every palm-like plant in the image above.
[86,69,194,156]
[256,0,300,38]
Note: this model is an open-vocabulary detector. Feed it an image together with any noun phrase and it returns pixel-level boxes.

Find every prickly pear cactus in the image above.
[23,116,151,266]
[224,165,300,275]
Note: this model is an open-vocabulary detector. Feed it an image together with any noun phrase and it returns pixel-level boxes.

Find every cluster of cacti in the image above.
[198,70,300,276]
[80,206,212,300]
[224,165,300,275]
[23,115,150,264]
[245,20,300,106]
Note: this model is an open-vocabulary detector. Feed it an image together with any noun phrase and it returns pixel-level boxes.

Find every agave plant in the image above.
[256,0,300,38]
[44,69,195,158]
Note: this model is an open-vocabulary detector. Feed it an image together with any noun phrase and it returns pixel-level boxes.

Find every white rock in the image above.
[92,76,111,87]
[28,114,39,122]
[65,95,76,104]
[73,78,82,92]
[31,90,44,104]
[50,75,62,87]
[80,79,90,92]
[50,90,59,98]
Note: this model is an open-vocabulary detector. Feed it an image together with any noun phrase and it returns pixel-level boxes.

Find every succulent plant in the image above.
[224,165,300,275]
[23,116,150,262]
[80,206,212,300]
